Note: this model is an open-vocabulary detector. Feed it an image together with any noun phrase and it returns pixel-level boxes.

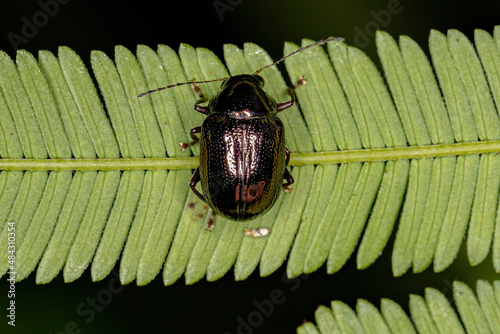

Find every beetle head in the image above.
[220,74,264,89]
[209,74,277,117]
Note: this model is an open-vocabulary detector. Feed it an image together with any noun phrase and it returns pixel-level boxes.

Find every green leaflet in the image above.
[409,294,440,334]
[15,170,72,280]
[0,27,499,286]
[357,299,391,334]
[0,51,47,159]
[454,281,492,334]
[330,301,366,333]
[381,299,417,334]
[37,171,97,284]
[314,305,339,333]
[63,170,120,282]
[135,169,190,286]
[0,171,47,276]
[59,47,120,158]
[476,280,500,331]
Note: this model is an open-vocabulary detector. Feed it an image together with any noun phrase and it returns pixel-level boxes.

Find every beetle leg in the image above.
[283,168,294,192]
[195,104,209,115]
[192,82,206,99]
[180,126,201,150]
[189,167,207,202]
[277,76,307,112]
[192,82,210,115]
[285,147,291,166]
[189,168,217,231]
[282,147,293,192]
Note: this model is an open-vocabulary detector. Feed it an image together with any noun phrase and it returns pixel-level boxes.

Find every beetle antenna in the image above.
[137,77,227,97]
[138,37,344,97]
[253,37,344,76]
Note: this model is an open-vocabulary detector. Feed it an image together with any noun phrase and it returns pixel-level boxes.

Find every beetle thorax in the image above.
[208,74,277,118]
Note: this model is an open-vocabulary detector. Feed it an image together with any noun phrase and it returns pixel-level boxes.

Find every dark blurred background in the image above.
[0,0,498,333]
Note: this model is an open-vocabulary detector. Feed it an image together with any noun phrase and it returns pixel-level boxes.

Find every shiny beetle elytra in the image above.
[138,38,343,230]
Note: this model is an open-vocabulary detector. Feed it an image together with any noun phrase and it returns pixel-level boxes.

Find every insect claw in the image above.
[295,75,307,87]
[205,212,216,231]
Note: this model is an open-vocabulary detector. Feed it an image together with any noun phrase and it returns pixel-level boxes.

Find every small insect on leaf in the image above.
[244,227,271,238]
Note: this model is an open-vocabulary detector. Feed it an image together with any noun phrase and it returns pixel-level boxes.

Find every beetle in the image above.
[138,37,343,230]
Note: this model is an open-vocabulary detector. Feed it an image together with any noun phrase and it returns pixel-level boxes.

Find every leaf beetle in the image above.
[139,38,343,231]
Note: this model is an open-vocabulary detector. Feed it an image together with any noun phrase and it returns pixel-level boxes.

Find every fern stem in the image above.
[292,140,500,165]
[1,141,499,171]
[0,157,199,171]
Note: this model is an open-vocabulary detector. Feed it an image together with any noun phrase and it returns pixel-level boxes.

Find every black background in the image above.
[0,0,499,333]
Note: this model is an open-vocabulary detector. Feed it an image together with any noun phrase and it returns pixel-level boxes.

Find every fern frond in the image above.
[0,27,499,285]
[298,280,500,334]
